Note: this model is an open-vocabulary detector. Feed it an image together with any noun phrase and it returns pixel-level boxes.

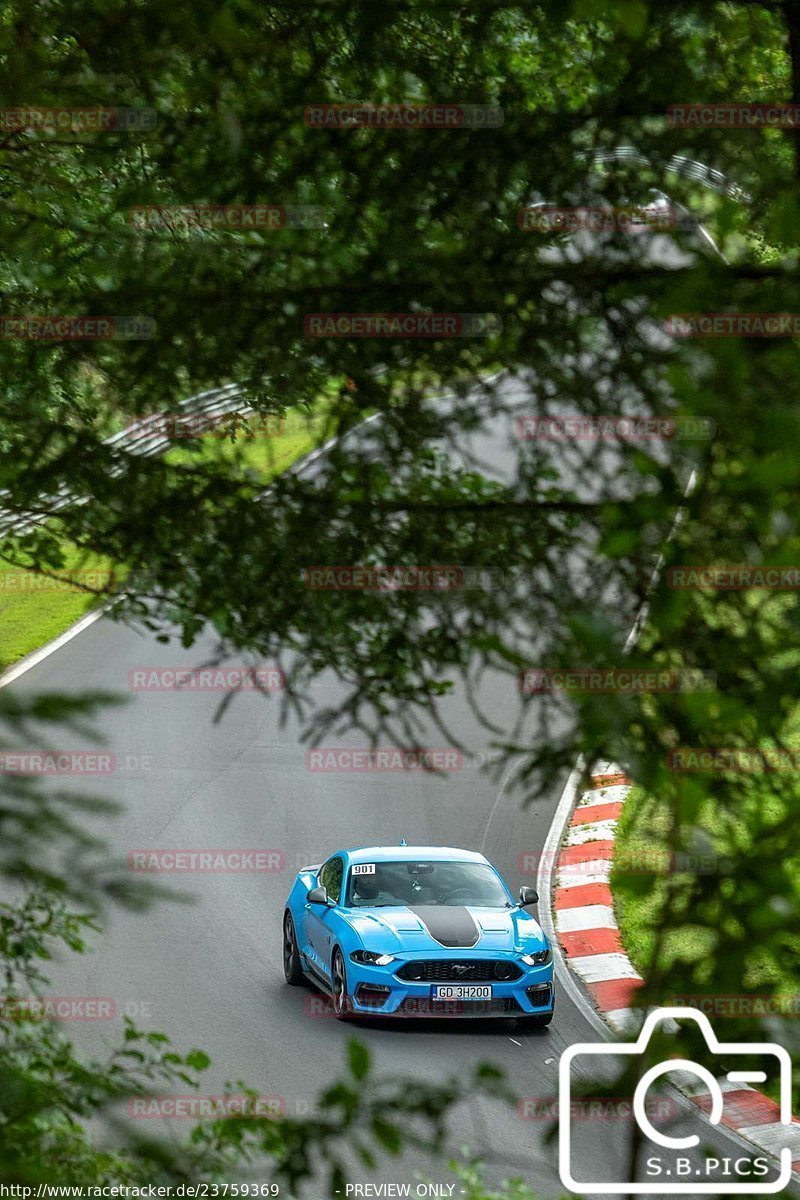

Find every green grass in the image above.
[162,397,335,481]
[0,365,499,673]
[0,397,335,673]
[613,779,798,979]
[611,776,800,1104]
[614,585,800,976]
[0,544,119,671]
[611,786,717,971]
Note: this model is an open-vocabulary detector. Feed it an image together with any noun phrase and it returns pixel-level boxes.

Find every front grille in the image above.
[396,959,522,983]
[398,997,522,1017]
[526,983,552,1008]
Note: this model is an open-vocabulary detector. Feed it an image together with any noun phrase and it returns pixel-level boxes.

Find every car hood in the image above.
[344,904,547,954]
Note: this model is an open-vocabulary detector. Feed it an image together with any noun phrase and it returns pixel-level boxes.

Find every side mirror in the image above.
[307,886,330,905]
[519,886,539,906]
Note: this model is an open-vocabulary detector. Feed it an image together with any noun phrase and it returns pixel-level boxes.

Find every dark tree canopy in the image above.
[0,0,799,1190]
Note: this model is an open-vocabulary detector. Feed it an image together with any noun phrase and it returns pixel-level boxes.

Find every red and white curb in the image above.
[554,768,642,1028]
[553,764,800,1175]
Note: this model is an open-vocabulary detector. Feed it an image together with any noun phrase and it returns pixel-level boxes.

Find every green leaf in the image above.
[347,1038,370,1081]
[371,1117,402,1153]
[186,1049,211,1071]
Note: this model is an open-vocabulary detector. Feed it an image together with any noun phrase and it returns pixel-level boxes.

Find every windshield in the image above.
[346,860,511,908]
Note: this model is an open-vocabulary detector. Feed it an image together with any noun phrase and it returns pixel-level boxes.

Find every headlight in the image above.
[521,946,551,966]
[350,950,395,966]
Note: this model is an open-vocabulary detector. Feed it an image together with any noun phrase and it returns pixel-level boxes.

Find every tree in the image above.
[1,0,799,1188]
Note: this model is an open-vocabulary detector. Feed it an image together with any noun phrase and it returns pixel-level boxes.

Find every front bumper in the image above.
[344,954,555,1018]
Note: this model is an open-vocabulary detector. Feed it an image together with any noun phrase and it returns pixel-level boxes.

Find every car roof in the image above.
[343,845,489,865]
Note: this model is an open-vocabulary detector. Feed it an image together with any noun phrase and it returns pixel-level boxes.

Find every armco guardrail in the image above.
[579,145,751,203]
[0,382,251,539]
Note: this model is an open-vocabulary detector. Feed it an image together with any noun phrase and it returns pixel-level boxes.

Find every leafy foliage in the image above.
[1,0,800,1190]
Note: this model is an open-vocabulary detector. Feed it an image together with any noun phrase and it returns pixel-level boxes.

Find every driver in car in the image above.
[352,872,381,904]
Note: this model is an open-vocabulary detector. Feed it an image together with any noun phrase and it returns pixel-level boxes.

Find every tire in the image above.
[520,1008,553,1029]
[283,911,305,985]
[331,947,352,1020]
[526,1012,553,1028]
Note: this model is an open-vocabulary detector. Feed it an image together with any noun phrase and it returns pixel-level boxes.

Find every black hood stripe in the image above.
[408,905,480,948]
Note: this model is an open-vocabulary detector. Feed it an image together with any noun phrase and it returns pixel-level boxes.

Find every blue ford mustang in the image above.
[282,844,554,1024]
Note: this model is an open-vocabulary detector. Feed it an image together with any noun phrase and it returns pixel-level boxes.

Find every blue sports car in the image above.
[282,844,554,1024]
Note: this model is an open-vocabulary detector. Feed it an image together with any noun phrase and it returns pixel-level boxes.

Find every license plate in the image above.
[430,984,493,1000]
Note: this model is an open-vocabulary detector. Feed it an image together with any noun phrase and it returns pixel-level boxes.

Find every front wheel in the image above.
[283,911,305,985]
[331,948,352,1020]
